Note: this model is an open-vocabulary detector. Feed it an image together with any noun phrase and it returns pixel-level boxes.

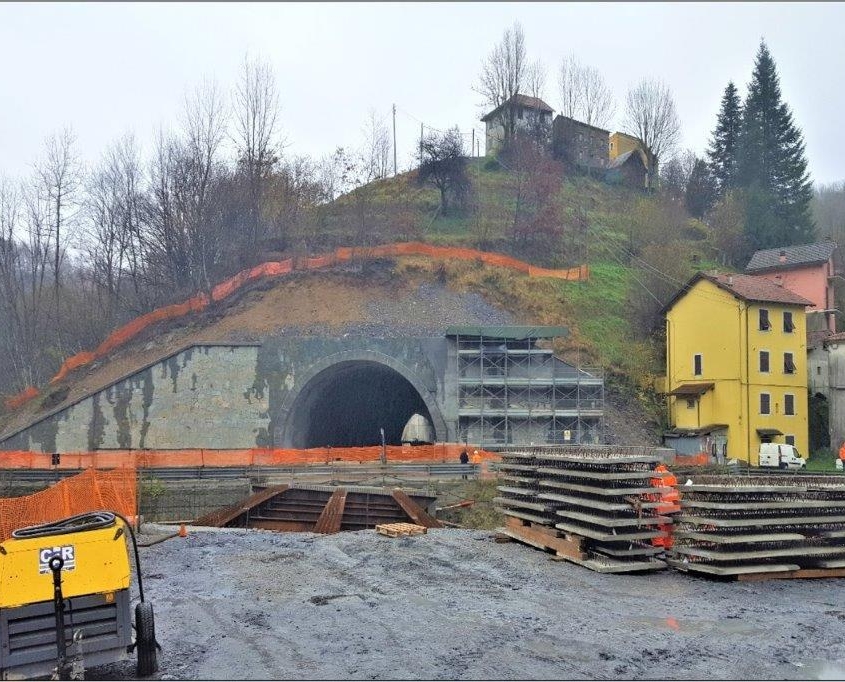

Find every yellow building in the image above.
[609,132,644,161]
[662,272,812,465]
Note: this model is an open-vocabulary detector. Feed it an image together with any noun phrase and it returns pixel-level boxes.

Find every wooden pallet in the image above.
[499,516,667,573]
[498,516,586,561]
[376,522,428,538]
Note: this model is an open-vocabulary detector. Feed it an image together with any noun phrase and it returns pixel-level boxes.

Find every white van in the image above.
[758,443,806,469]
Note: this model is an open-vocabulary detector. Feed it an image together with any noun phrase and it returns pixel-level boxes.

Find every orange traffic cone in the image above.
[178,523,188,538]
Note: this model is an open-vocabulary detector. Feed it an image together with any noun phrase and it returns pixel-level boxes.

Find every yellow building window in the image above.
[693,354,702,376]
[783,311,795,333]
[760,393,771,415]
[785,394,795,415]
[784,352,796,374]
[759,351,770,373]
[759,309,771,331]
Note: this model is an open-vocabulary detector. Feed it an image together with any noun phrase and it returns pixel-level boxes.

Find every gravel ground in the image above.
[90,527,845,681]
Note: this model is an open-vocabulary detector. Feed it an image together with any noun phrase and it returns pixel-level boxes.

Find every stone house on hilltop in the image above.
[551,116,609,174]
[481,95,655,190]
[481,94,554,155]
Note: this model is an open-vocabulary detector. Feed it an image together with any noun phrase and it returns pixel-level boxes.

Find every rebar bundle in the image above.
[668,474,845,577]
[496,445,678,573]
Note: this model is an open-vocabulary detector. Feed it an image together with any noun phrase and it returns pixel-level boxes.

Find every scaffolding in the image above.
[448,327,604,449]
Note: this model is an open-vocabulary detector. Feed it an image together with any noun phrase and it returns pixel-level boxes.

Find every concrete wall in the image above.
[1,338,455,453]
[1,346,269,452]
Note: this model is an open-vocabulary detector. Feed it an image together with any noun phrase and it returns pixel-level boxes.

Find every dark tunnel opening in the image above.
[288,361,434,448]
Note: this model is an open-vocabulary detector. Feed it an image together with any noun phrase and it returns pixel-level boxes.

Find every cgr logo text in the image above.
[38,546,76,574]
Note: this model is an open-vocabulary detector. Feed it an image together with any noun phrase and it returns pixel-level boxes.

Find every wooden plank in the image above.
[193,485,289,527]
[313,488,347,534]
[391,489,443,528]
[500,521,586,561]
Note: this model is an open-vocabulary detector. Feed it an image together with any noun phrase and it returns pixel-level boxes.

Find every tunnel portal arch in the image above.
[281,352,446,449]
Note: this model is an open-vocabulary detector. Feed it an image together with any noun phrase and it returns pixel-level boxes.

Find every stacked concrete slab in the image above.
[495,446,675,573]
[668,474,845,578]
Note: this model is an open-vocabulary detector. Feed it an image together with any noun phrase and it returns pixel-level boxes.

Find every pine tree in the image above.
[707,81,741,194]
[737,41,814,248]
[685,158,718,219]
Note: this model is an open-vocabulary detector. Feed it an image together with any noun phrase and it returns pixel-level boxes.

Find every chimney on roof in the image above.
[779,250,787,264]
[775,274,783,287]
[727,275,733,286]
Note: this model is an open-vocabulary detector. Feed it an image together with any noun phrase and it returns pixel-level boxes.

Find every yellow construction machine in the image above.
[0,511,158,680]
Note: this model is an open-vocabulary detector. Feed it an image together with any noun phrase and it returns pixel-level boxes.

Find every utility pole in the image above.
[419,123,424,167]
[392,104,397,176]
[471,129,475,157]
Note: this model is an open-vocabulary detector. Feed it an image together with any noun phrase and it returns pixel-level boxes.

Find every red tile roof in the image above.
[481,94,554,122]
[662,271,814,313]
[708,272,814,306]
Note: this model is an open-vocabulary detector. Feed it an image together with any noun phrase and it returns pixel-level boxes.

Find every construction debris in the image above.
[495,445,677,572]
[375,522,428,538]
[668,474,845,580]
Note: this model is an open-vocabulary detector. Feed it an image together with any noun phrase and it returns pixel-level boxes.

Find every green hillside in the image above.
[316,158,720,416]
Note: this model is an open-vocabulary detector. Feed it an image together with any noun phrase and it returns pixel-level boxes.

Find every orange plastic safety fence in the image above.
[3,386,40,411]
[19,242,589,399]
[674,453,710,467]
[0,445,501,470]
[0,468,137,542]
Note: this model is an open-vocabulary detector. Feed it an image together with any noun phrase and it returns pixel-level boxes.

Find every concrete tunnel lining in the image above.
[281,354,446,449]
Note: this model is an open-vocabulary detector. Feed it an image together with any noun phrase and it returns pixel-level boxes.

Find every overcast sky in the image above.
[2,2,843,185]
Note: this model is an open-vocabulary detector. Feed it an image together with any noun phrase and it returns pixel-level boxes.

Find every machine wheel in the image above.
[135,602,158,677]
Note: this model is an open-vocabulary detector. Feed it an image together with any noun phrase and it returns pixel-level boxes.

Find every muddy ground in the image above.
[92,527,845,681]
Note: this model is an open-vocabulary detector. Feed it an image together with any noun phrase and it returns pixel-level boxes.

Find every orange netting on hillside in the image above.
[3,242,588,409]
[0,468,137,542]
[0,445,500,470]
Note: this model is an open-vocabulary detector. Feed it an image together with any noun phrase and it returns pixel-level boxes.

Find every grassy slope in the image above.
[326,160,677,387]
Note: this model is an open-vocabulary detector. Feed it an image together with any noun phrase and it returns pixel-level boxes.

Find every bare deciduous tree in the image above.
[181,80,228,290]
[476,22,527,143]
[85,134,146,322]
[232,54,282,249]
[557,55,615,129]
[35,127,80,341]
[622,78,681,186]
[360,110,391,181]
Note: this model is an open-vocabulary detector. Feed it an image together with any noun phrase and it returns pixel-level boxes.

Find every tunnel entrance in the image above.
[286,360,435,449]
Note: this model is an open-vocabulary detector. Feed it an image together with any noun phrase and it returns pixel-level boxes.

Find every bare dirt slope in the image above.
[91,527,845,681]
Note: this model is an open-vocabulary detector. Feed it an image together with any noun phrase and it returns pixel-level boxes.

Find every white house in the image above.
[481,94,554,155]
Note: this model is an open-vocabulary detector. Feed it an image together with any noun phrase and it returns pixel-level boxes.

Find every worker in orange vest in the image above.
[837,442,845,470]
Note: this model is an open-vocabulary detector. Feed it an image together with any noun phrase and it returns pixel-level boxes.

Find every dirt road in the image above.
[94,527,845,680]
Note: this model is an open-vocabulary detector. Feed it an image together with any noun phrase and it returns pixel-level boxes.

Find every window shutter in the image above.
[784,353,796,374]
